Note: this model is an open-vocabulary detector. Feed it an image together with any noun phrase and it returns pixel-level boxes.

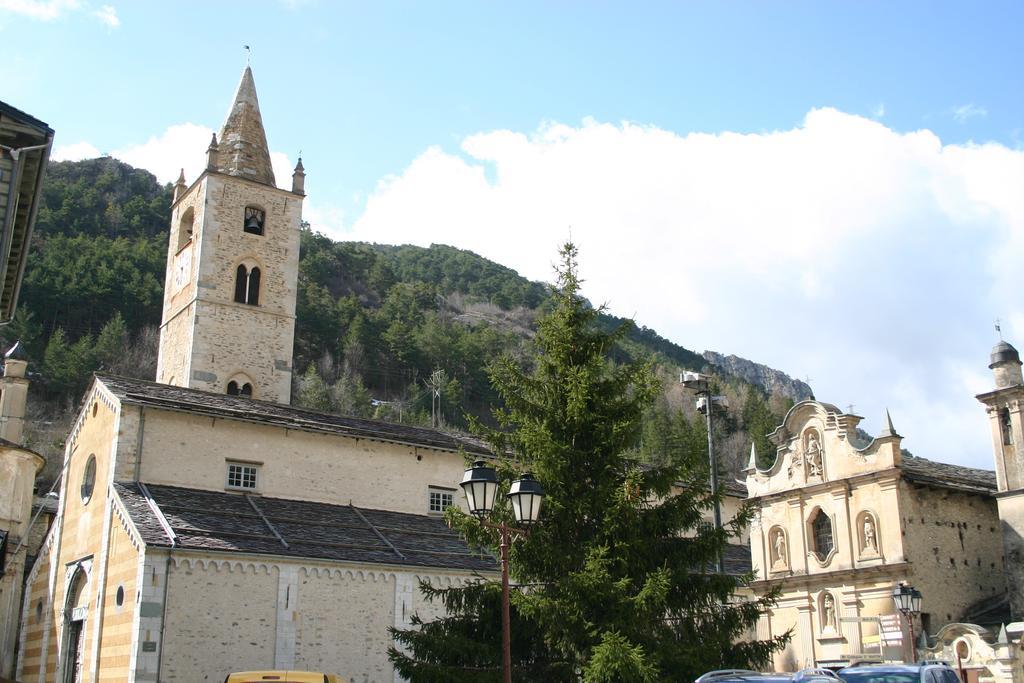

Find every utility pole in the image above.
[426,368,445,428]
[680,371,729,574]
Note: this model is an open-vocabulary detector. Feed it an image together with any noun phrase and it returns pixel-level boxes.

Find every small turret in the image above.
[206,133,220,171]
[877,409,900,439]
[291,157,305,195]
[744,442,758,472]
[990,340,1023,388]
[173,169,187,202]
[0,341,30,443]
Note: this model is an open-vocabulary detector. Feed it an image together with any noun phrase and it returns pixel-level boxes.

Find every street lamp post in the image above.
[892,582,923,662]
[460,460,544,683]
[680,371,729,574]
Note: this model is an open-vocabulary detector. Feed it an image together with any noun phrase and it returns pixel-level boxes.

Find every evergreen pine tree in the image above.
[390,244,786,681]
[295,364,334,412]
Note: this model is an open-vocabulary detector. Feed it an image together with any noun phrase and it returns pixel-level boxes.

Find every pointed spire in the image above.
[217,66,276,187]
[998,623,1009,644]
[291,156,306,195]
[744,442,758,471]
[173,169,187,202]
[878,409,901,439]
[206,132,219,171]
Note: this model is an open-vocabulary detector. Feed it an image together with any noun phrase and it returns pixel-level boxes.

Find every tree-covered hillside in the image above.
[11,158,796,481]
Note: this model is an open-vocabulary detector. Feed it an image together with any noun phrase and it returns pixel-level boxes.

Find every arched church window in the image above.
[247,267,261,305]
[1000,408,1013,445]
[810,509,834,560]
[233,265,261,305]
[177,206,194,251]
[234,265,248,303]
[244,206,265,235]
[227,377,254,398]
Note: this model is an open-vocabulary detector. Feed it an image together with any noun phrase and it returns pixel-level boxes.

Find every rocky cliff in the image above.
[702,351,814,402]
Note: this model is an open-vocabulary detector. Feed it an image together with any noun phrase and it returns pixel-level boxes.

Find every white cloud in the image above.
[0,0,79,20]
[952,103,988,123]
[345,108,1024,470]
[872,103,885,119]
[0,0,117,26]
[57,124,303,194]
[92,3,116,26]
[107,123,214,184]
[51,140,101,161]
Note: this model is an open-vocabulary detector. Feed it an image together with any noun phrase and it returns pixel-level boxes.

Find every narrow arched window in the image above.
[1000,408,1013,446]
[233,264,260,305]
[247,267,261,305]
[177,207,194,251]
[244,206,265,235]
[234,265,248,303]
[227,377,254,398]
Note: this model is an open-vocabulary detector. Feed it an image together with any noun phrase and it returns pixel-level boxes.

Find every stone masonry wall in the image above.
[136,408,469,517]
[159,556,484,683]
[187,173,301,403]
[160,560,278,681]
[95,515,139,682]
[19,387,121,682]
[156,172,302,403]
[898,480,1005,627]
[292,568,395,681]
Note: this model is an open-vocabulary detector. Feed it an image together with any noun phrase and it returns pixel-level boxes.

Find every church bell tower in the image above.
[156,67,305,403]
[976,338,1024,619]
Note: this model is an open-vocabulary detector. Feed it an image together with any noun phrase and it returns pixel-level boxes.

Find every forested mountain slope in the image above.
[11,158,810,481]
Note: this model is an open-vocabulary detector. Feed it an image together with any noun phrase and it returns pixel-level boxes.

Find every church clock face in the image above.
[173,248,192,292]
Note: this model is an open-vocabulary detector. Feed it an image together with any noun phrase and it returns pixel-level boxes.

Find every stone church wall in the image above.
[95,513,140,682]
[293,568,395,680]
[158,555,485,683]
[18,385,122,682]
[898,481,1004,628]
[185,173,302,401]
[135,408,469,517]
[160,559,279,681]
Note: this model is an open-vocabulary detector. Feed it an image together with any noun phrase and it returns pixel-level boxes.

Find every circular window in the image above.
[81,455,97,504]
[115,585,125,607]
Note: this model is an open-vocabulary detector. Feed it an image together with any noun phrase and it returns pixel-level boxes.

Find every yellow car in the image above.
[224,672,343,683]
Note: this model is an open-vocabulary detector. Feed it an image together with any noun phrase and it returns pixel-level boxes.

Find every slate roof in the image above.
[114,482,498,572]
[722,543,753,576]
[900,454,997,494]
[96,374,491,456]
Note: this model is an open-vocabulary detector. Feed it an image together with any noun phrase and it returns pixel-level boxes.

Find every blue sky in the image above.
[5,2,1022,205]
[3,1,1024,469]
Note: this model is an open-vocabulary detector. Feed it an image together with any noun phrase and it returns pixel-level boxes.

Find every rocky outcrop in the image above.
[702,351,813,402]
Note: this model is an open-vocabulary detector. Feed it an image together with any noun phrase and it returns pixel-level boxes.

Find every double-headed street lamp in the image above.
[680,371,729,574]
[892,582,923,662]
[460,460,544,683]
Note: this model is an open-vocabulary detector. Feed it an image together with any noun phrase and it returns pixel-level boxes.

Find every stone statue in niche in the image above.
[863,516,877,552]
[823,593,838,631]
[773,529,788,569]
[805,431,823,477]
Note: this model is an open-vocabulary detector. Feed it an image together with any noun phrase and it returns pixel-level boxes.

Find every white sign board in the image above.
[879,614,903,645]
